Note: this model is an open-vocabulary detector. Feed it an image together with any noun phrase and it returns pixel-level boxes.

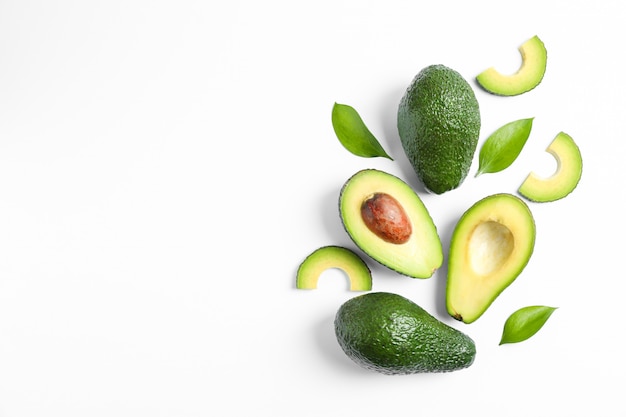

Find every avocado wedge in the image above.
[518,132,582,202]
[476,35,547,96]
[296,246,372,291]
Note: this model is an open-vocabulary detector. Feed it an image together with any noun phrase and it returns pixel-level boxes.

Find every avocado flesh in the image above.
[398,64,481,194]
[476,35,547,96]
[518,132,582,202]
[339,169,443,278]
[335,292,476,374]
[296,246,372,291]
[446,194,535,324]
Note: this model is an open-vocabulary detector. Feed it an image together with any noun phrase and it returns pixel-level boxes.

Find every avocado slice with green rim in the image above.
[296,245,372,291]
[339,169,442,278]
[446,193,535,324]
[476,35,547,96]
[518,132,582,202]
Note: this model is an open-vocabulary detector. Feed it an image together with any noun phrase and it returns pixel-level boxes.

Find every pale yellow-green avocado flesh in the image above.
[518,132,582,202]
[446,194,535,324]
[296,246,372,291]
[476,35,547,96]
[339,169,442,279]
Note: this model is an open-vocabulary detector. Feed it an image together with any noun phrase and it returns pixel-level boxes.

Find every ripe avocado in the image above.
[476,35,547,96]
[339,169,442,279]
[446,194,535,324]
[296,246,372,291]
[518,132,582,202]
[334,292,476,374]
[398,64,481,194]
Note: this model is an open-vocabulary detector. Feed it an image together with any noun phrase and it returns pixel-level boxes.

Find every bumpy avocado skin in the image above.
[398,65,481,194]
[335,292,476,374]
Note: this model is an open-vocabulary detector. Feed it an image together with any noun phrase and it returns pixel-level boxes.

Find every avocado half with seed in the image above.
[476,35,547,96]
[446,193,535,324]
[518,132,582,202]
[296,245,372,291]
[339,169,442,279]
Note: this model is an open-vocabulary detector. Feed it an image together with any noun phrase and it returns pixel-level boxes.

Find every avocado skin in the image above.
[398,65,481,194]
[335,292,476,374]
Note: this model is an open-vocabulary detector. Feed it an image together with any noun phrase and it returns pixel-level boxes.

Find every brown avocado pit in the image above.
[360,193,412,244]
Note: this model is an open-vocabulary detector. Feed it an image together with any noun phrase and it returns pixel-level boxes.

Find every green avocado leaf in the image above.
[331,103,392,160]
[499,305,557,345]
[476,117,534,176]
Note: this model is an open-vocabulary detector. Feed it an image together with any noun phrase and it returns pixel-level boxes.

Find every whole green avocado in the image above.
[334,292,476,374]
[397,65,481,194]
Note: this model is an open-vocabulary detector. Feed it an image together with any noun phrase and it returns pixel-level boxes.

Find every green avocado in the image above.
[476,35,547,96]
[296,246,372,291]
[446,193,536,324]
[397,64,481,194]
[339,169,442,279]
[335,292,476,374]
[518,131,582,202]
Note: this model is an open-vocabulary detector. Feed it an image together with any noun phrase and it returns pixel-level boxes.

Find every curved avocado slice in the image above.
[476,35,547,96]
[518,132,582,202]
[339,169,442,279]
[446,193,535,324]
[296,246,372,291]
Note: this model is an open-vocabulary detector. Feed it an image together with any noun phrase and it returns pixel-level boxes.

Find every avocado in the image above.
[518,132,582,202]
[476,35,547,96]
[397,64,481,194]
[334,292,476,374]
[446,193,536,324]
[339,169,442,279]
[296,245,372,291]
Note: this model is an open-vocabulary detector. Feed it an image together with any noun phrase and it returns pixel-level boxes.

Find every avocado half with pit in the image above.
[296,245,372,291]
[339,169,442,279]
[518,132,582,202]
[476,35,547,96]
[446,193,535,324]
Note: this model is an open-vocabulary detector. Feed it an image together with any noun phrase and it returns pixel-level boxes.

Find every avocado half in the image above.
[339,169,442,279]
[476,35,547,96]
[518,132,582,202]
[446,193,535,324]
[296,245,372,291]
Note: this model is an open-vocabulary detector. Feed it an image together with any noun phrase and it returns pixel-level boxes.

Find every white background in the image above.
[0,1,623,416]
